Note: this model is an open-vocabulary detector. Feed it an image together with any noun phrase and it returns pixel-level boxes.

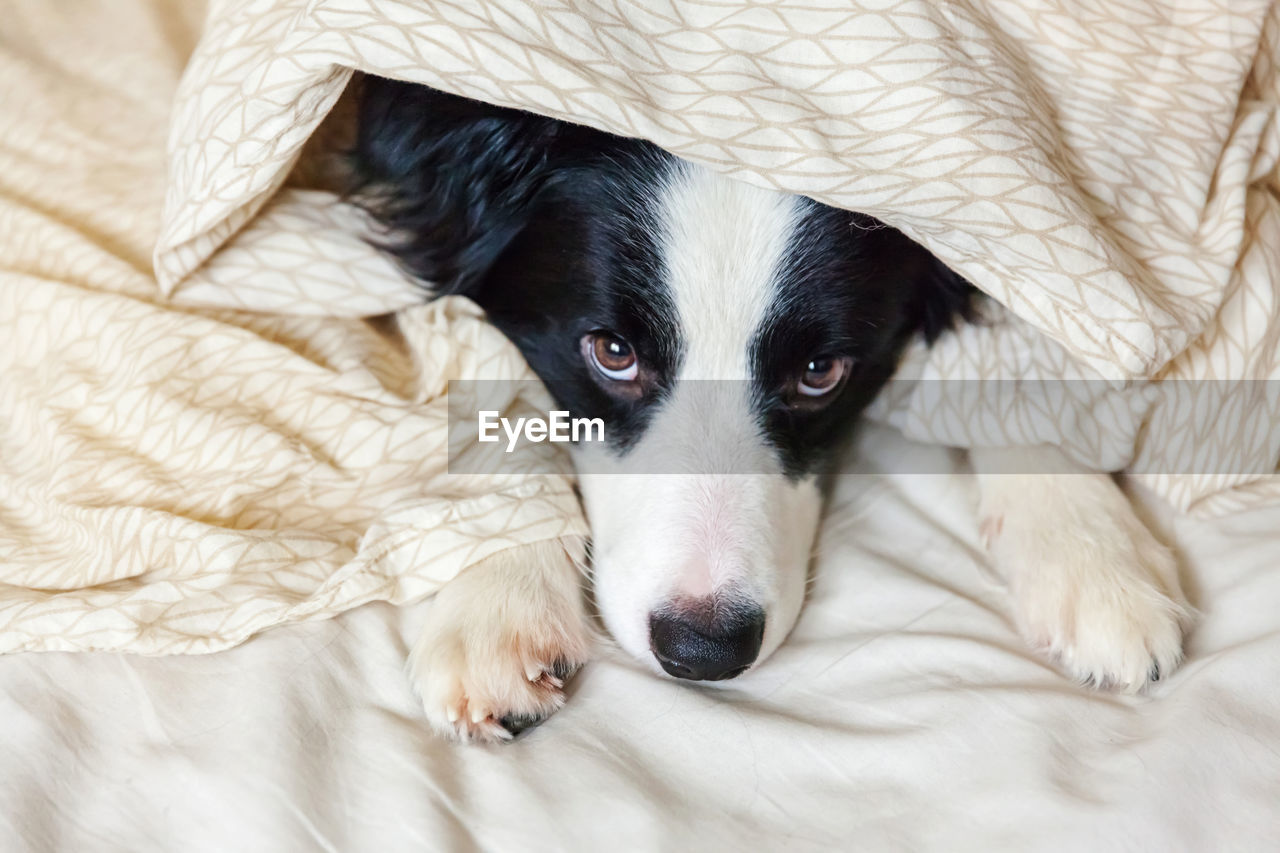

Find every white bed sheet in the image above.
[4,425,1279,852]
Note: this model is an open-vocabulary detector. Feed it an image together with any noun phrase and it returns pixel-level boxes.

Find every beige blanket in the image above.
[0,0,584,654]
[2,0,1278,654]
[159,0,1280,516]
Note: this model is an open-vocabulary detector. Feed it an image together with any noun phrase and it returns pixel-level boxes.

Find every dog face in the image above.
[354,79,971,681]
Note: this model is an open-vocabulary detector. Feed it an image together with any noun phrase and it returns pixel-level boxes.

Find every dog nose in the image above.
[649,602,765,681]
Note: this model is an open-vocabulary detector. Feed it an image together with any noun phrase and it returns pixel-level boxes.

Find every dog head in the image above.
[353,78,971,681]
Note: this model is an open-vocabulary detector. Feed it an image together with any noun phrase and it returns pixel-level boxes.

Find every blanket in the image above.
[0,0,584,654]
[157,0,1280,520]
[2,0,1279,655]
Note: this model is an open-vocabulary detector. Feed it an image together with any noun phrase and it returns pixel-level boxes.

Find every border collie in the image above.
[351,78,1192,742]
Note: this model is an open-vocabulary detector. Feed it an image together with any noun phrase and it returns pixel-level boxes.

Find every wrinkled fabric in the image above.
[3,425,1280,850]
[158,0,1280,515]
[0,0,584,654]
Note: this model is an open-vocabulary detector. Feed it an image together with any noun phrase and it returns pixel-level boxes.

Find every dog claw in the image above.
[499,712,549,738]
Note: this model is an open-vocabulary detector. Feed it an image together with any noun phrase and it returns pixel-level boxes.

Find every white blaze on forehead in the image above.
[576,165,821,673]
[657,165,802,380]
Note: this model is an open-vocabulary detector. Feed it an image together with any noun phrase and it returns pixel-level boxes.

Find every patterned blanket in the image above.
[2,0,1277,654]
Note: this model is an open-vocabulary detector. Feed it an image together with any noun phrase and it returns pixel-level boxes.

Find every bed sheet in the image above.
[3,2,1279,848]
[3,426,1278,852]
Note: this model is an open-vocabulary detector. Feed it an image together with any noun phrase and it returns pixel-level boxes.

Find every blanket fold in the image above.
[157,0,1280,516]
[3,0,1279,656]
[0,0,585,655]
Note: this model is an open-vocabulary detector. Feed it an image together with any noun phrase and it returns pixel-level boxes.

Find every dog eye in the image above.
[796,355,850,398]
[583,332,639,382]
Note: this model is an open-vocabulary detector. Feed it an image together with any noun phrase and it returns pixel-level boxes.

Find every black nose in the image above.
[649,602,765,681]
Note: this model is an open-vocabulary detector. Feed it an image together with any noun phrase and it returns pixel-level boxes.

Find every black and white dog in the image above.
[352,78,1191,742]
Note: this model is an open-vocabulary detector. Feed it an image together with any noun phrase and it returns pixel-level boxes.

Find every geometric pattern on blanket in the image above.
[157,0,1280,516]
[5,0,1280,655]
[0,0,584,655]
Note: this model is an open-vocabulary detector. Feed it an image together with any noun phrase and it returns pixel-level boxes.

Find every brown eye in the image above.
[583,332,638,381]
[797,355,849,398]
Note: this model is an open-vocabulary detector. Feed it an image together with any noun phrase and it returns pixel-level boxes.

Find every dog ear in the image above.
[912,252,977,344]
[861,214,976,344]
[350,77,565,297]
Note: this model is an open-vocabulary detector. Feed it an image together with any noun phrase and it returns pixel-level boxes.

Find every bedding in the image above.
[3,1,1280,849]
[0,0,584,655]
[159,0,1280,518]
[4,424,1280,850]
[3,0,1279,654]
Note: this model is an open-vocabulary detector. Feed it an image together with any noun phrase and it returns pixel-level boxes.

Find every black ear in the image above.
[912,252,978,344]
[860,213,977,344]
[349,77,565,296]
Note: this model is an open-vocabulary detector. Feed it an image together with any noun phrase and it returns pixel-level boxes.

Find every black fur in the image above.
[350,76,974,470]
[752,201,974,475]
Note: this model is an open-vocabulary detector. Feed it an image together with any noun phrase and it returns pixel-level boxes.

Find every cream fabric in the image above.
[5,425,1280,850]
[0,1,585,655]
[4,1,1279,654]
[157,0,1280,516]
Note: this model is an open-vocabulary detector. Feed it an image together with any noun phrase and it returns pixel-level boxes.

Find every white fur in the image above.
[972,445,1192,690]
[658,163,797,382]
[409,539,591,743]
[575,164,818,671]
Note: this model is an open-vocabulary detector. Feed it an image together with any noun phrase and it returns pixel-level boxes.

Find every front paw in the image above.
[1012,553,1190,691]
[409,540,591,743]
[983,482,1192,692]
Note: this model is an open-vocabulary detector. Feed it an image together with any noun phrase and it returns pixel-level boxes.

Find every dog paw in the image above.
[982,477,1192,692]
[408,540,591,743]
[1013,554,1189,691]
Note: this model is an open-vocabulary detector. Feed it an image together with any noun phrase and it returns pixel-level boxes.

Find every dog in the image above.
[350,78,1192,742]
